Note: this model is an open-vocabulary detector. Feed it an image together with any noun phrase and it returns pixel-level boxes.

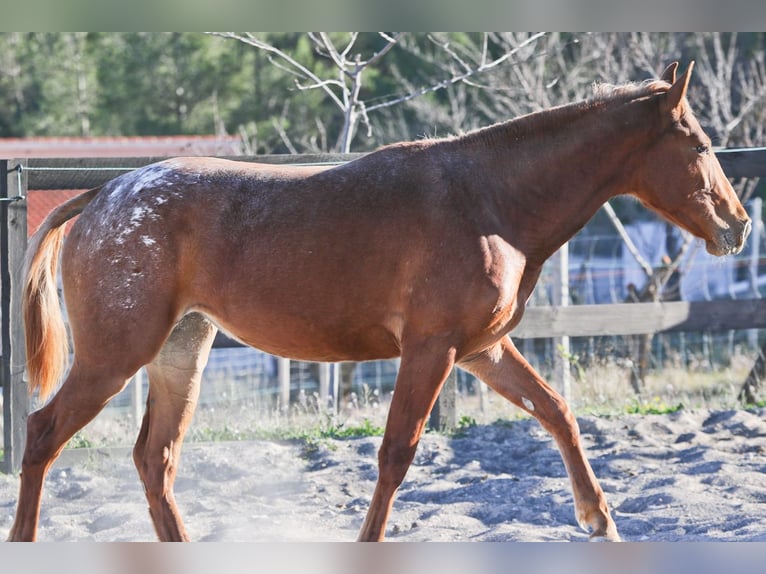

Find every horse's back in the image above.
[59,155,445,362]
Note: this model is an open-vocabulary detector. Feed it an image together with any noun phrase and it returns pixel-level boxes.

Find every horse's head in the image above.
[631,62,751,256]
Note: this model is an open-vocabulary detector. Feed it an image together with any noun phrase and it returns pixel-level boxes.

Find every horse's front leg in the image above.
[357,337,456,541]
[460,336,620,541]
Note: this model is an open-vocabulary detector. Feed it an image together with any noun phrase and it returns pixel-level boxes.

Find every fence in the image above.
[3,148,766,473]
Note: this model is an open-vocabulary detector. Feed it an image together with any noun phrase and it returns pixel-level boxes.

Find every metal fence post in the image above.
[1,159,28,474]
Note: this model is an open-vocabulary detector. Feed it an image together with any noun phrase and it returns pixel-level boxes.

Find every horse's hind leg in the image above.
[132,312,217,542]
[460,336,619,541]
[7,365,131,541]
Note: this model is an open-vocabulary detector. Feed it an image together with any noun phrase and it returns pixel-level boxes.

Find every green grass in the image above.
[186,417,386,461]
[188,417,385,444]
[299,419,385,458]
[318,418,384,439]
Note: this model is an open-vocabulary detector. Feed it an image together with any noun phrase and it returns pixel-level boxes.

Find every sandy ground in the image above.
[2,407,766,542]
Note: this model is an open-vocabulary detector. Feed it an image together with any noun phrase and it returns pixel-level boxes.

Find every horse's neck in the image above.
[468,100,656,265]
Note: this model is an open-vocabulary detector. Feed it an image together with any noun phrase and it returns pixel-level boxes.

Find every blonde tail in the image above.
[23,188,99,402]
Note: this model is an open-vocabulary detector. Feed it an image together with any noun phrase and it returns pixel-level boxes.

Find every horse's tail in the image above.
[24,187,100,402]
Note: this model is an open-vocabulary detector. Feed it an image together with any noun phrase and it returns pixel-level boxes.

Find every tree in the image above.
[93,33,240,136]
[210,32,547,153]
[0,33,98,137]
[0,33,30,136]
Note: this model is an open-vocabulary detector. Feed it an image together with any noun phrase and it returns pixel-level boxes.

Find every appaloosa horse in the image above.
[8,62,750,541]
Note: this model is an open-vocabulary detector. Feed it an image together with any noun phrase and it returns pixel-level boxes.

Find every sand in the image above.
[2,407,766,542]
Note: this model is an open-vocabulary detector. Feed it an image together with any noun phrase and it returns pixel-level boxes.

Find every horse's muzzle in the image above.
[712,218,752,256]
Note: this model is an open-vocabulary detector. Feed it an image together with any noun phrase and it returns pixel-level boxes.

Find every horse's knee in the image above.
[535,394,580,444]
[377,439,418,487]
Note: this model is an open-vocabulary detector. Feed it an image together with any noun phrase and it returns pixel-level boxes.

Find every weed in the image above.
[289,419,384,459]
[66,432,94,449]
[321,418,384,439]
[558,344,586,381]
[190,425,252,442]
[451,415,478,437]
[300,436,322,459]
[625,396,683,415]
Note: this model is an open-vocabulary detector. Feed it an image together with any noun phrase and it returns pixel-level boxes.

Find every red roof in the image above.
[1,135,243,158]
[27,189,82,236]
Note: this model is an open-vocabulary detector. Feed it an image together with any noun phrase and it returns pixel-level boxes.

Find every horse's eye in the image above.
[696,144,710,154]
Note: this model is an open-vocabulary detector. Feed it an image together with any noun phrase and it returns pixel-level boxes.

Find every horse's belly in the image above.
[205,308,403,363]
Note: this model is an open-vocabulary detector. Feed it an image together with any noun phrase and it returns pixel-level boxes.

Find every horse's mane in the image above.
[591,79,670,103]
[440,78,674,151]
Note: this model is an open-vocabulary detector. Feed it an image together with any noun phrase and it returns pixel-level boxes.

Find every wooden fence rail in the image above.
[517,298,766,338]
[3,148,766,473]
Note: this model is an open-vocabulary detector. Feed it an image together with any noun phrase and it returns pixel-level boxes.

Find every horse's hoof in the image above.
[588,522,621,542]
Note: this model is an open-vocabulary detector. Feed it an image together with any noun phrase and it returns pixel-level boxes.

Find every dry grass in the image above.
[569,357,751,415]
[43,349,755,452]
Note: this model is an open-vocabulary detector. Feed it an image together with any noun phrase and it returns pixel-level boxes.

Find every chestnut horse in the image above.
[8,62,750,542]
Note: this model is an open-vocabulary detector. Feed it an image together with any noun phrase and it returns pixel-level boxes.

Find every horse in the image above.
[8,62,751,542]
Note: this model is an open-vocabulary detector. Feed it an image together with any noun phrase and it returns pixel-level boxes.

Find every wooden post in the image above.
[318,362,330,411]
[429,368,457,431]
[278,357,290,411]
[132,368,144,430]
[478,379,488,415]
[552,243,572,399]
[319,361,339,416]
[748,198,762,350]
[331,362,340,417]
[1,159,28,474]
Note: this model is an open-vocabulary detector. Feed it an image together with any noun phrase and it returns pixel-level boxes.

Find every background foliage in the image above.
[2,32,765,162]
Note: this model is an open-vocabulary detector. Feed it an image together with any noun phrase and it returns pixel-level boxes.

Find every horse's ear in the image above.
[660,62,678,84]
[664,61,694,115]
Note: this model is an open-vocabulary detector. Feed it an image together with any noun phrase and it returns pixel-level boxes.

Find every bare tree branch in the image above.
[212,32,548,152]
[208,32,346,111]
[366,32,548,114]
[602,201,654,277]
[365,33,402,68]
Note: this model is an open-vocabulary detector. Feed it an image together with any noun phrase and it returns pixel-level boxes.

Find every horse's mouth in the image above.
[705,220,752,256]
